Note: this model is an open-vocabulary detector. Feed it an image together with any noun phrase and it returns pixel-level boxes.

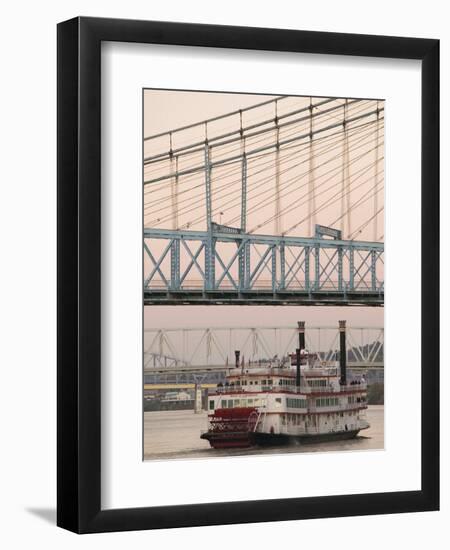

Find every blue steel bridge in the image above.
[143,94,384,305]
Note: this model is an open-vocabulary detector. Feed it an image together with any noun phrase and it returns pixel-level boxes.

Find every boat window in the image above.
[275,398,282,404]
[268,379,273,385]
[209,400,214,410]
[308,379,327,387]
[287,398,307,408]
[316,397,339,407]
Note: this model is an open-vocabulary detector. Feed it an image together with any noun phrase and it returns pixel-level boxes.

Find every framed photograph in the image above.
[57,17,439,533]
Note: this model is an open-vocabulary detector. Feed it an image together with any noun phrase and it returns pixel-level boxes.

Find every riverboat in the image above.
[200,321,369,449]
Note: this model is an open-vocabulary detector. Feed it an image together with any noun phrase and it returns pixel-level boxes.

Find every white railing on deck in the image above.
[306,403,368,413]
[212,383,367,395]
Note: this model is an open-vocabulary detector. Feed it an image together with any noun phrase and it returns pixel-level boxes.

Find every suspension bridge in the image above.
[144,94,384,305]
[144,325,384,376]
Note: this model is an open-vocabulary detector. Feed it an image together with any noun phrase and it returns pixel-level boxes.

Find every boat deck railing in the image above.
[211,383,367,395]
[306,403,368,413]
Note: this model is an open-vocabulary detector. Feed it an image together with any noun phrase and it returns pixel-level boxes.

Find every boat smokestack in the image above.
[339,320,347,385]
[296,322,305,389]
[235,350,240,370]
[296,348,301,388]
[297,321,305,352]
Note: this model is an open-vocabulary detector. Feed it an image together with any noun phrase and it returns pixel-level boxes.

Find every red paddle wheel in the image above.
[201,407,258,448]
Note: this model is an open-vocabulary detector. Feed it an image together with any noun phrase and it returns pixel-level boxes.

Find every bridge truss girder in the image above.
[144,228,384,305]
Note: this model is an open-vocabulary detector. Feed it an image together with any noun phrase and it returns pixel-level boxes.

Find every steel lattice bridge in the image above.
[144,224,383,305]
[144,94,384,305]
[144,325,384,375]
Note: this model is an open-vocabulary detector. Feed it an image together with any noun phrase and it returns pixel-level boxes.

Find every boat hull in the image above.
[201,428,364,449]
[200,431,254,449]
[250,429,361,446]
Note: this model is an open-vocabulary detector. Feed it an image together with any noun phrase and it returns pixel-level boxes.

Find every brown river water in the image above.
[144,405,384,460]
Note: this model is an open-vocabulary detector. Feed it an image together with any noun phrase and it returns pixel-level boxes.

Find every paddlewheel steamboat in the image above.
[201,321,369,449]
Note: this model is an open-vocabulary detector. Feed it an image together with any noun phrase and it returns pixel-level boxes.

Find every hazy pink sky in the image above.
[143,89,384,240]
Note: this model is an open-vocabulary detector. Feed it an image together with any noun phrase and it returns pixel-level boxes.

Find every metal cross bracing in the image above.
[144,225,383,304]
[143,325,384,374]
[144,351,181,370]
[144,94,384,305]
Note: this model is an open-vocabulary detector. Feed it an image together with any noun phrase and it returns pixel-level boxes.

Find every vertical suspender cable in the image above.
[340,102,346,235]
[169,132,177,230]
[239,109,249,290]
[344,99,351,238]
[308,97,316,237]
[374,102,380,241]
[174,156,179,230]
[204,121,215,290]
[240,109,247,233]
[275,100,281,235]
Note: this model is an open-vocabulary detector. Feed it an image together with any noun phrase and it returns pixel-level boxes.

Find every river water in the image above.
[144,405,384,460]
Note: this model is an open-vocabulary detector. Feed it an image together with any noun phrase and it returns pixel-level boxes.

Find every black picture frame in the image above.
[57,16,439,533]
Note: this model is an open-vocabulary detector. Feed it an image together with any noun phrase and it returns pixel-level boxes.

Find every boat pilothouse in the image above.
[201,320,370,449]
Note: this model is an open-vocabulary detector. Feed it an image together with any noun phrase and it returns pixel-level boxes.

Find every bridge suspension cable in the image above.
[142,93,384,303]
[143,106,383,185]
[144,112,384,240]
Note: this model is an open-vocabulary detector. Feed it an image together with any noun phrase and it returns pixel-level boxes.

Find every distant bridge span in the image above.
[144,325,384,375]
[144,362,383,375]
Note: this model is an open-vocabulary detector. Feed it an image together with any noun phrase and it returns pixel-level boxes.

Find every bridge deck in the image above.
[144,289,383,306]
